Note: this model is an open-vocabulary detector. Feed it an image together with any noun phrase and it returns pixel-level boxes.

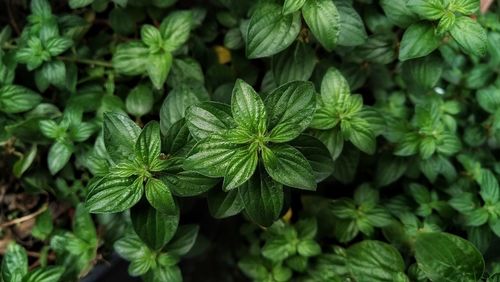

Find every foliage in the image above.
[1,0,500,281]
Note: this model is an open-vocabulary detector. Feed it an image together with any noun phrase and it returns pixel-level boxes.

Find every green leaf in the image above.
[145,178,176,214]
[32,209,53,240]
[41,61,66,89]
[45,37,73,56]
[126,84,154,117]
[146,52,173,90]
[477,86,500,114]
[399,22,442,61]
[166,225,199,256]
[401,54,443,90]
[271,42,316,86]
[231,79,267,134]
[160,11,193,52]
[297,239,321,257]
[185,102,236,140]
[302,0,340,51]
[162,170,219,197]
[239,166,284,227]
[265,81,316,143]
[282,0,306,15]
[130,201,179,250]
[48,141,73,175]
[336,0,367,47]
[223,146,258,191]
[0,85,42,113]
[85,175,144,213]
[246,3,301,58]
[103,112,141,163]
[415,232,484,281]
[437,10,456,35]
[288,134,334,182]
[478,169,499,204]
[144,266,182,282]
[347,240,405,282]
[140,24,162,48]
[13,144,38,178]
[263,144,316,190]
[73,204,97,245]
[112,41,149,75]
[69,0,94,8]
[238,257,268,280]
[207,188,244,218]
[160,83,209,134]
[22,266,64,282]
[1,243,28,282]
[449,16,487,57]
[183,136,241,177]
[449,0,479,14]
[380,0,418,27]
[135,121,161,167]
[407,0,446,20]
[114,234,149,262]
[347,117,376,154]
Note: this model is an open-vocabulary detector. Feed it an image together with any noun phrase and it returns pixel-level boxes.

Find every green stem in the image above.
[57,56,113,68]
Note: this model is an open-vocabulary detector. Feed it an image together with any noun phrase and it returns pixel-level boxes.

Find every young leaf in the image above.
[48,141,73,175]
[126,84,154,117]
[207,188,244,219]
[231,79,267,134]
[302,0,340,51]
[103,112,141,163]
[22,266,64,282]
[135,121,161,167]
[166,225,199,256]
[1,243,28,282]
[85,176,144,213]
[449,16,487,57]
[265,81,316,143]
[406,0,446,20]
[145,178,176,214]
[399,22,442,61]
[282,0,307,15]
[246,3,301,58]
[223,147,259,191]
[185,102,236,140]
[0,85,42,113]
[160,11,193,52]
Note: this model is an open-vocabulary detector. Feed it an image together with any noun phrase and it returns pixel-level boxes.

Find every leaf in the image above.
[231,79,267,134]
[145,178,176,214]
[146,52,173,90]
[223,146,258,191]
[114,234,149,262]
[319,67,350,107]
[246,3,301,58]
[347,117,376,154]
[288,134,334,182]
[13,144,37,178]
[103,112,141,163]
[0,85,42,113]
[477,86,500,114]
[336,0,367,47]
[48,141,73,175]
[160,11,193,52]
[380,0,418,27]
[73,203,97,245]
[112,41,149,75]
[85,175,144,213]
[22,266,64,282]
[185,102,236,140]
[374,155,409,188]
[183,136,241,177]
[130,201,179,250]
[31,208,53,240]
[126,84,154,117]
[302,0,340,51]
[45,37,73,56]
[41,60,66,89]
[450,0,479,14]
[347,240,406,282]
[263,144,316,190]
[1,243,28,282]
[415,232,484,281]
[135,121,161,167]
[140,24,162,48]
[478,169,499,204]
[162,170,219,197]
[239,166,284,227]
[160,83,209,134]
[449,16,487,57]
[282,0,307,15]
[399,22,442,61]
[265,81,316,143]
[166,225,199,256]
[407,0,446,20]
[207,188,244,218]
[69,0,94,8]
[271,42,316,86]
[401,54,444,90]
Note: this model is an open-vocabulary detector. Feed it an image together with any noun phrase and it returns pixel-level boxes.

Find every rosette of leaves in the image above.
[114,224,199,282]
[85,112,217,214]
[184,79,333,226]
[396,0,487,60]
[310,67,384,159]
[112,11,193,89]
[14,0,74,91]
[39,108,96,174]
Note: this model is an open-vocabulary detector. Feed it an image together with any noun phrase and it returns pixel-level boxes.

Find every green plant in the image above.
[2,0,500,281]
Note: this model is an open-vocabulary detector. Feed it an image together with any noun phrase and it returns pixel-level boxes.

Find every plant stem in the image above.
[0,204,48,228]
[57,56,113,68]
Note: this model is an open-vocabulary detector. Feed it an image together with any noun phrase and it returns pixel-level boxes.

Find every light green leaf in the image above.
[407,0,446,20]
[103,112,141,163]
[160,11,193,52]
[302,0,340,51]
[380,0,418,27]
[288,134,334,182]
[48,141,73,175]
[282,0,306,15]
[450,16,487,57]
[223,146,258,191]
[1,243,28,282]
[45,37,73,56]
[185,102,236,140]
[135,121,161,167]
[126,84,154,117]
[246,3,301,58]
[141,24,162,48]
[22,266,64,282]
[69,0,94,8]
[112,41,149,75]
[449,0,479,14]
[0,85,42,113]
[146,52,173,90]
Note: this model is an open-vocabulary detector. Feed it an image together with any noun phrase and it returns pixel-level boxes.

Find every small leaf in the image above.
[231,79,267,134]
[166,225,199,256]
[22,266,64,282]
[407,0,446,20]
[282,0,307,15]
[48,141,73,175]
[147,52,173,90]
[450,16,487,57]
[160,11,193,52]
[223,146,258,191]
[135,121,161,167]
[103,112,141,163]
[185,102,236,140]
[0,85,42,113]
[302,0,340,51]
[145,178,176,214]
[85,175,144,213]
[1,243,28,282]
[399,22,442,61]
[126,84,154,117]
[207,188,244,218]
